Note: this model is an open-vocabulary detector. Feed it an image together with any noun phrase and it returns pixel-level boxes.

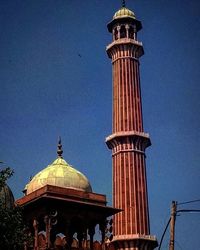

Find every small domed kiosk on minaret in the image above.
[106,1,158,250]
[17,138,119,249]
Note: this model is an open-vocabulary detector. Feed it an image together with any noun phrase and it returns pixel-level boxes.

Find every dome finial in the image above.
[122,0,126,7]
[57,136,63,158]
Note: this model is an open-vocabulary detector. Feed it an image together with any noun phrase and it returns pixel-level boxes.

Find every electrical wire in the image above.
[178,199,200,205]
[158,200,200,249]
[158,217,171,250]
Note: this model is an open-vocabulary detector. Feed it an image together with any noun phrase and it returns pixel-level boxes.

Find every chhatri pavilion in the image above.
[17,138,119,249]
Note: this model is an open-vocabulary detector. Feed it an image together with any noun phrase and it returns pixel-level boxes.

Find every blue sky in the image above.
[0,0,200,249]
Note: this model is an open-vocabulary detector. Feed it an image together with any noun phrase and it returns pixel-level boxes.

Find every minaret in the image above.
[106,3,158,250]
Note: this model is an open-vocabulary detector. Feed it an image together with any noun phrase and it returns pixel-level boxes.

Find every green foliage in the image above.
[0,166,33,250]
[0,205,32,250]
[0,167,14,189]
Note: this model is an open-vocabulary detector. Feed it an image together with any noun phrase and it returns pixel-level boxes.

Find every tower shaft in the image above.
[112,44,143,133]
[108,41,150,236]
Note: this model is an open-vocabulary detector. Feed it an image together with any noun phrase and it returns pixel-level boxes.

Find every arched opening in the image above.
[129,26,134,39]
[120,25,126,38]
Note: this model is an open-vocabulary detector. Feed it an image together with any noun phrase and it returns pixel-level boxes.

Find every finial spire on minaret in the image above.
[57,136,63,158]
[122,0,126,7]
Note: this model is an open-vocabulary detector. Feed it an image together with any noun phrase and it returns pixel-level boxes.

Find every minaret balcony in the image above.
[106,38,144,58]
[105,131,151,152]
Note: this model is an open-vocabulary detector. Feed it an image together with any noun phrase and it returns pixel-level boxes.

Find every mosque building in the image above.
[2,3,157,250]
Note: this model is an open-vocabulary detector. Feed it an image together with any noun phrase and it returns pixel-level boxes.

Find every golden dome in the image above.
[26,157,92,195]
[113,7,136,20]
[26,138,92,195]
[23,138,92,194]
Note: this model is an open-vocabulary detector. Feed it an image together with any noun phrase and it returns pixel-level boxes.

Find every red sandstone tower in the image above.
[106,3,158,250]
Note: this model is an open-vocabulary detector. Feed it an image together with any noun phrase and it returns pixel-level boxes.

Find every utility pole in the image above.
[169,201,177,250]
[158,199,200,250]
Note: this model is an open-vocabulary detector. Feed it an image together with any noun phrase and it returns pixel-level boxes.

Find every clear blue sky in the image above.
[0,0,200,249]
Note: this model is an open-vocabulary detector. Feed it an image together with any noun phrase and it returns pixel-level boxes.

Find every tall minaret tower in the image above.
[106,2,157,250]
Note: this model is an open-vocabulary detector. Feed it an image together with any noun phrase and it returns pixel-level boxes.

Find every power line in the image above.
[159,201,200,250]
[158,217,171,250]
[177,209,200,213]
[178,199,200,205]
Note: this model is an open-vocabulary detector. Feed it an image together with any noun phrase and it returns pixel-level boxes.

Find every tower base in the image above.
[110,235,158,250]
